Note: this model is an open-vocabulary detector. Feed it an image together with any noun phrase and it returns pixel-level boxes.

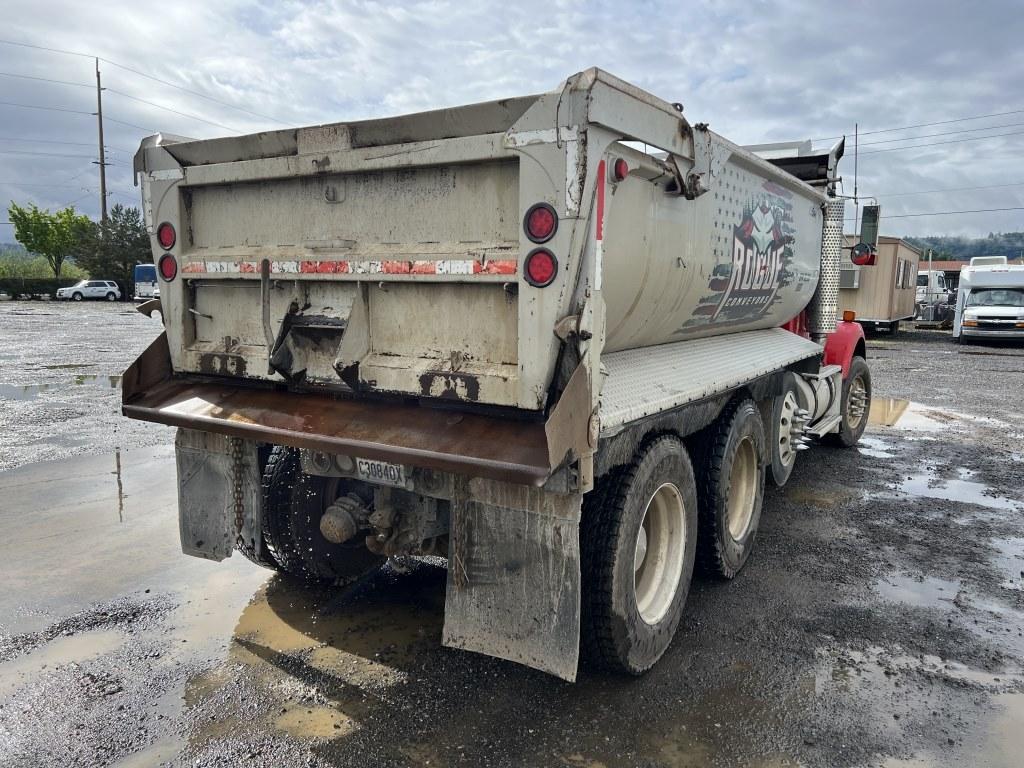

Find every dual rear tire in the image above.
[694,399,766,580]
[581,435,698,674]
[581,399,767,673]
[240,446,383,584]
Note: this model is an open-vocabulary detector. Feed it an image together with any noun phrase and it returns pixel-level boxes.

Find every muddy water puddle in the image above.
[993,537,1024,592]
[899,467,1020,511]
[818,644,1023,693]
[785,484,860,508]
[858,435,896,458]
[868,397,1006,433]
[876,573,963,609]
[0,628,125,696]
[0,374,122,400]
[109,738,188,768]
[179,560,447,750]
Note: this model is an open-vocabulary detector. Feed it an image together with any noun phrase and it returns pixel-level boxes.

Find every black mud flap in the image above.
[175,428,263,562]
[442,480,582,681]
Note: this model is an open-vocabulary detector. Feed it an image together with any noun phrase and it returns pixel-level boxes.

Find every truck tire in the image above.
[288,471,384,584]
[769,374,800,487]
[580,435,698,675]
[236,446,294,572]
[259,446,383,584]
[827,356,871,448]
[72,292,83,301]
[695,398,766,580]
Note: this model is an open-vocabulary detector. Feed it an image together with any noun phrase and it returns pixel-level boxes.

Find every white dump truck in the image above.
[953,256,1024,343]
[125,69,871,680]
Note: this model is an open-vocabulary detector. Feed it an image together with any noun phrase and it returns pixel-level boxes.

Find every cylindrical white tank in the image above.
[601,144,826,353]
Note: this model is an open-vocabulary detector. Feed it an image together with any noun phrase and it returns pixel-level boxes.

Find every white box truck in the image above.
[124,69,871,680]
[953,256,1024,343]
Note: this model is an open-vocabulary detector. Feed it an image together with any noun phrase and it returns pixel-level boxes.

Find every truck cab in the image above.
[916,269,947,304]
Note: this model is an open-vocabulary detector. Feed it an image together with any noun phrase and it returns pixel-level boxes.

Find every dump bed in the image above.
[132,69,834,478]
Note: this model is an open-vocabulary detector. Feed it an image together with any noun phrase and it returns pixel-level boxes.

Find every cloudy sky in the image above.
[2,0,1022,241]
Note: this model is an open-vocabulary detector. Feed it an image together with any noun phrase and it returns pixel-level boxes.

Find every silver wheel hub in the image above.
[847,376,868,429]
[777,391,799,468]
[634,525,648,573]
[727,437,757,540]
[633,483,687,625]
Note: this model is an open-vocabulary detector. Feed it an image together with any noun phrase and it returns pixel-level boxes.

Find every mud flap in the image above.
[174,429,262,562]
[442,479,582,680]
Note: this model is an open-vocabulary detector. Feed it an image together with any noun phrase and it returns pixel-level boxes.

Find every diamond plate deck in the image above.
[599,328,823,432]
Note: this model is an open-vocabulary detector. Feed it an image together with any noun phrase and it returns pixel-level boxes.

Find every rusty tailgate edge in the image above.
[123,334,551,486]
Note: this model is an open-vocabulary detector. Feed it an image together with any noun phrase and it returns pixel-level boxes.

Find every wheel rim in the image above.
[726,437,757,540]
[847,375,868,430]
[777,390,798,469]
[633,482,686,625]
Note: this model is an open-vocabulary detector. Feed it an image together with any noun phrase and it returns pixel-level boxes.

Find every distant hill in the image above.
[0,242,28,260]
[905,231,1024,261]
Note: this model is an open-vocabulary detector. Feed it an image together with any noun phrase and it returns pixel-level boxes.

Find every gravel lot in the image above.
[1,300,1023,767]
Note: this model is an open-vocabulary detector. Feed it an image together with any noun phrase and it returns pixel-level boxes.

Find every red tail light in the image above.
[524,203,557,244]
[524,249,557,287]
[612,158,629,182]
[156,222,176,250]
[158,253,177,281]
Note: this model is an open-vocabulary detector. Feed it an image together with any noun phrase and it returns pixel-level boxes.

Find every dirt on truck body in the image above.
[125,67,869,680]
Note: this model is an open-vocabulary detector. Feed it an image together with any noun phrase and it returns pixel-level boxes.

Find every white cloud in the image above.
[1,0,1022,238]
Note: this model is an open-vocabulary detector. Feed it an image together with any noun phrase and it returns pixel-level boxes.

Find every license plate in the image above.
[355,457,406,488]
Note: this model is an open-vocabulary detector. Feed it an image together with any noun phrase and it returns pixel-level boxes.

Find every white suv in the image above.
[56,280,122,301]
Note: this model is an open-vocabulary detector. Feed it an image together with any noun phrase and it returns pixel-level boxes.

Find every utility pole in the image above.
[853,122,859,241]
[94,57,107,223]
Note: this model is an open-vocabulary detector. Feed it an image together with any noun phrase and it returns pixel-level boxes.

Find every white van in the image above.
[953,257,1024,343]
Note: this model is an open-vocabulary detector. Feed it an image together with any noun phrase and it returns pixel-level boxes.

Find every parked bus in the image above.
[133,263,158,301]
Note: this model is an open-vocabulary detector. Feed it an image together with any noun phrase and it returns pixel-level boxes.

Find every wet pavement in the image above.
[2,306,1024,767]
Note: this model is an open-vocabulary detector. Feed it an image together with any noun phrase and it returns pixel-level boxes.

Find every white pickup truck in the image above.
[125,68,871,680]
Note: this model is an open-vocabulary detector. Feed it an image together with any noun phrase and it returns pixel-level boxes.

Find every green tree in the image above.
[73,204,150,295]
[7,202,93,278]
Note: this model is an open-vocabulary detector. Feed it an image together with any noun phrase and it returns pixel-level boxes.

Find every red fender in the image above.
[824,320,866,378]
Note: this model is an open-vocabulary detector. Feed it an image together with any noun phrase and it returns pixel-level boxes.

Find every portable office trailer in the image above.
[838,235,921,331]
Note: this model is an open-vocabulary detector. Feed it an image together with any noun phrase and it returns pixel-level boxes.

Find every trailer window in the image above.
[965,288,1024,308]
[895,259,914,289]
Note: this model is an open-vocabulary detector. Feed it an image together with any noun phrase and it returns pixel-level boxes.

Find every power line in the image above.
[845,207,1024,221]
[0,39,92,60]
[0,148,96,159]
[877,182,1024,198]
[0,100,92,116]
[859,129,1024,156]
[815,107,1024,143]
[56,191,93,209]
[102,59,288,126]
[0,136,131,152]
[0,71,92,88]
[0,135,94,147]
[859,120,1024,147]
[102,114,154,131]
[0,181,90,187]
[105,88,237,131]
[0,38,288,126]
